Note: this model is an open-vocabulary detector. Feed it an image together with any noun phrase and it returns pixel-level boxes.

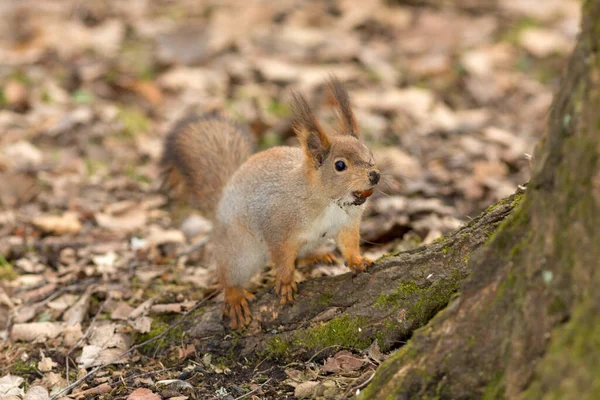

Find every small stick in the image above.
[51,292,218,399]
[233,378,272,400]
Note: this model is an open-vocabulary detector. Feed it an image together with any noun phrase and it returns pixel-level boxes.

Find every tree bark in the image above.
[359,1,600,398]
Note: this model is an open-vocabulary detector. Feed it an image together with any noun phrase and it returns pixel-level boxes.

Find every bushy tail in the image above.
[160,115,255,220]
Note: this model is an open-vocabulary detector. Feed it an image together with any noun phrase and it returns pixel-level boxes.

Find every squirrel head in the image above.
[291,76,380,206]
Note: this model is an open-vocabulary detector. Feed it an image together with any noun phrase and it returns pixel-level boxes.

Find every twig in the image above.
[233,378,272,400]
[65,298,106,386]
[51,291,218,399]
[344,370,376,398]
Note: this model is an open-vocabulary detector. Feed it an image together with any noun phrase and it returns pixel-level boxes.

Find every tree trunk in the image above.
[359,1,600,398]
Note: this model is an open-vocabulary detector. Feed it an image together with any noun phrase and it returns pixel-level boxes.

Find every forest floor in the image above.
[0,0,579,399]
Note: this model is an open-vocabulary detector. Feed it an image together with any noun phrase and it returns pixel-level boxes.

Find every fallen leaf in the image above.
[520,28,572,57]
[11,322,65,342]
[92,251,118,275]
[177,344,196,360]
[111,302,134,320]
[23,385,50,400]
[37,354,57,372]
[31,213,82,235]
[127,387,161,400]
[130,316,153,333]
[367,341,386,364]
[47,294,78,311]
[62,323,83,347]
[150,303,182,314]
[323,350,364,373]
[129,297,155,320]
[63,287,94,326]
[96,205,146,234]
[0,374,24,397]
[79,383,112,396]
[294,381,319,399]
[2,141,42,170]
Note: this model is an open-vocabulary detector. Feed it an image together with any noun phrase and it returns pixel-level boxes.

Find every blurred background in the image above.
[0,0,581,395]
[0,0,580,281]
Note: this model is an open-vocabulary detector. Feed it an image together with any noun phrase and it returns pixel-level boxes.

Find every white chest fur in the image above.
[299,203,361,251]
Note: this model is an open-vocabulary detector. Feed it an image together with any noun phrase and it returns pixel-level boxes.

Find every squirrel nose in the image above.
[369,170,380,185]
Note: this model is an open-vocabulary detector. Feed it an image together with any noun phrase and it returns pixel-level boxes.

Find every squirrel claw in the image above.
[347,256,374,275]
[276,280,298,305]
[223,287,255,328]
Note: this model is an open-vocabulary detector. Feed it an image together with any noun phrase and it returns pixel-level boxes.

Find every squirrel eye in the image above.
[335,160,347,172]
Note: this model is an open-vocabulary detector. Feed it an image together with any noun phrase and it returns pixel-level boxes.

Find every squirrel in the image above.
[161,77,380,328]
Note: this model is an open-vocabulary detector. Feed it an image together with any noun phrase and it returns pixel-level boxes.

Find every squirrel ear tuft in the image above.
[327,75,359,138]
[291,91,330,166]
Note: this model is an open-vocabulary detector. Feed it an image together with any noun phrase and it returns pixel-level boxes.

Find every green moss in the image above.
[482,373,505,400]
[72,89,95,104]
[0,255,17,281]
[295,315,370,350]
[375,281,420,308]
[316,291,334,306]
[10,359,38,377]
[523,303,600,399]
[264,335,292,358]
[84,159,108,177]
[124,164,151,184]
[265,315,370,359]
[258,131,284,150]
[406,269,466,325]
[117,107,150,140]
[132,316,183,354]
[547,296,568,315]
[267,99,291,117]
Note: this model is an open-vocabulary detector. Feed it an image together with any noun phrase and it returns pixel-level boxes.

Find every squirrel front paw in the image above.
[223,287,256,328]
[346,255,374,274]
[275,278,298,304]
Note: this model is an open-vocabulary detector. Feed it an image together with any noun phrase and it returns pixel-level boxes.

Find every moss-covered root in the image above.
[361,1,600,398]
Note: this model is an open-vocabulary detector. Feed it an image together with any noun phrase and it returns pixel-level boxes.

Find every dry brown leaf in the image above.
[520,28,572,57]
[31,212,82,235]
[11,322,65,342]
[130,316,153,333]
[79,383,112,396]
[47,294,78,311]
[322,350,365,373]
[0,374,24,397]
[63,287,94,326]
[294,381,319,399]
[20,283,57,303]
[150,303,182,314]
[63,323,83,347]
[177,344,196,360]
[2,141,42,170]
[37,354,57,372]
[23,385,50,400]
[111,302,134,320]
[95,202,147,234]
[127,388,161,400]
[126,80,163,105]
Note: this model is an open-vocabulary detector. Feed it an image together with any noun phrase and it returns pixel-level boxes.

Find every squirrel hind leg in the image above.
[223,286,256,328]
